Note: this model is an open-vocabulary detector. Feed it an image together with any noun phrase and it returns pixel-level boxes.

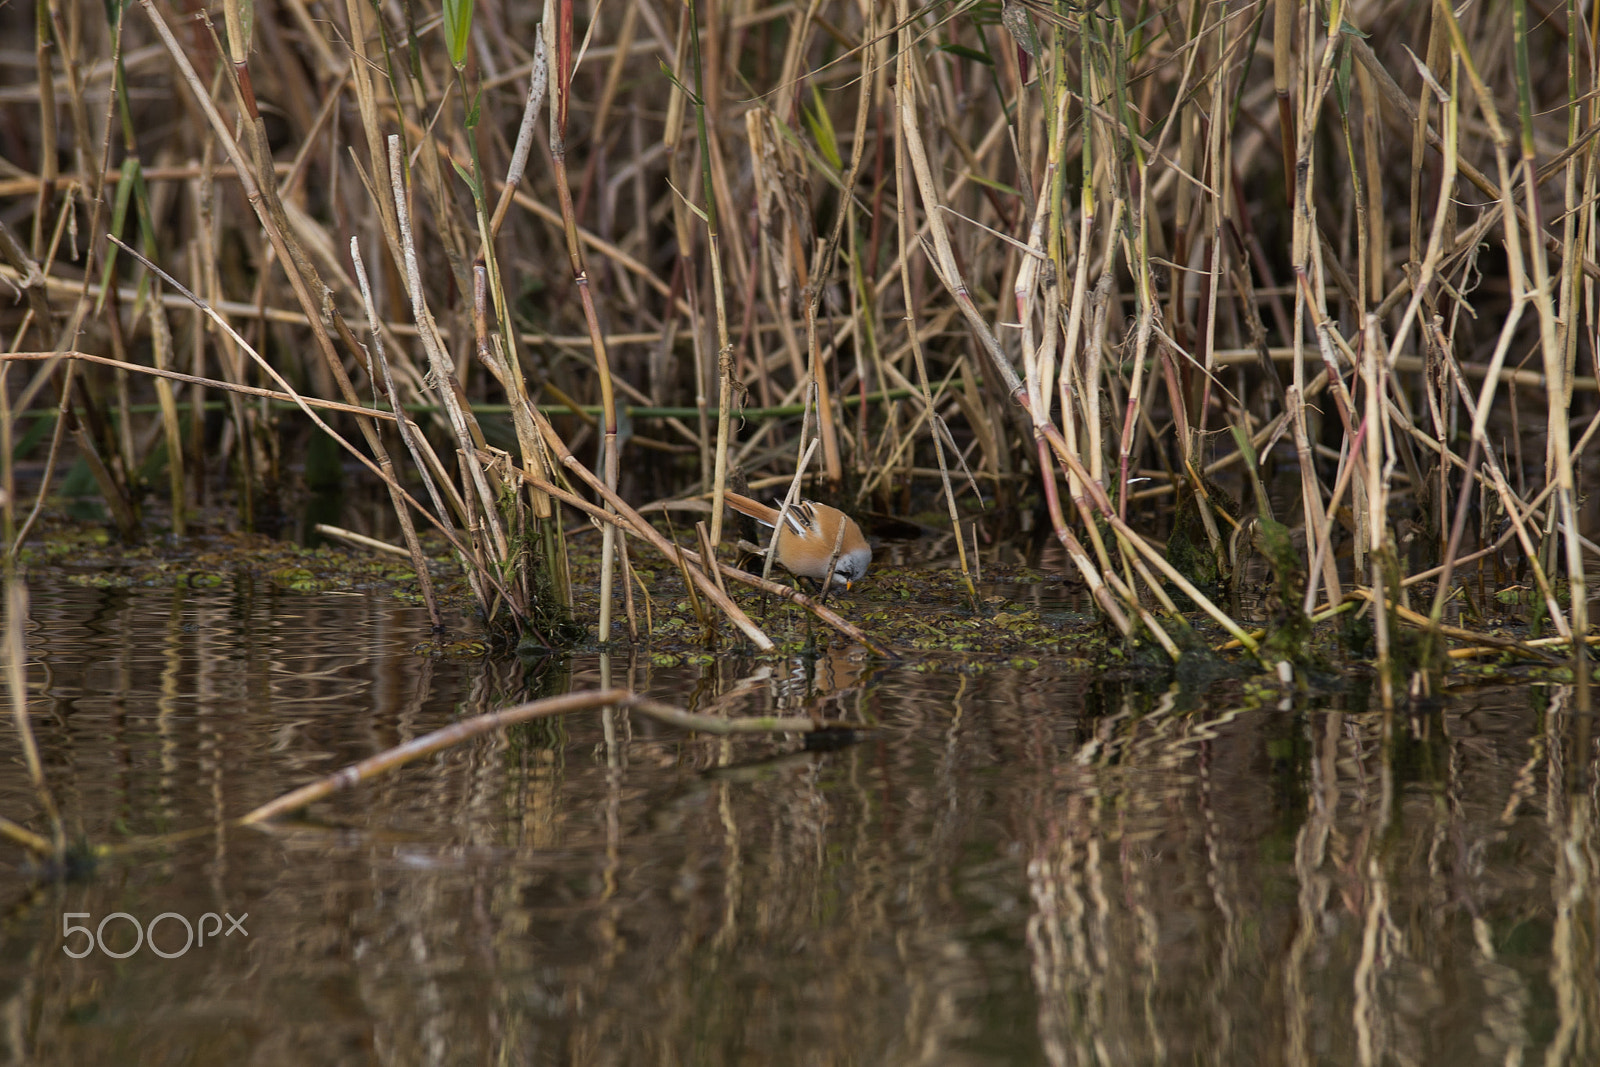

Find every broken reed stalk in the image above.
[1348,588,1563,664]
[236,689,832,827]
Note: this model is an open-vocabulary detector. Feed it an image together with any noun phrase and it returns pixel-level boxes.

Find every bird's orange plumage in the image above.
[723,491,871,589]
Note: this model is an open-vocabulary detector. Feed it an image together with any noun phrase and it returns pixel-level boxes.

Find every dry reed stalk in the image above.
[386,136,508,558]
[468,57,573,621]
[132,0,422,559]
[313,524,411,558]
[889,3,991,606]
[511,409,776,651]
[764,434,820,583]
[1435,340,1570,639]
[144,287,186,536]
[496,452,890,656]
[546,0,622,642]
[1349,588,1561,664]
[694,521,729,599]
[672,535,713,637]
[238,688,832,825]
[107,238,525,623]
[677,0,738,552]
[6,360,74,555]
[5,0,1599,671]
[897,7,1207,654]
[0,350,399,420]
[1360,317,1395,709]
[1036,440,1138,646]
[1515,0,1589,706]
[349,240,447,628]
[799,16,879,495]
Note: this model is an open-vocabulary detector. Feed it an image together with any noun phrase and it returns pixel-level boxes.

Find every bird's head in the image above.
[830,546,872,591]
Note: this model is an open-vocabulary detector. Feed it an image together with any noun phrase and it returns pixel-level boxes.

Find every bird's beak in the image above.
[845,579,853,592]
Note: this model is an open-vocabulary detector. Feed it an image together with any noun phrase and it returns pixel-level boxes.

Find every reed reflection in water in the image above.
[1,580,1595,1065]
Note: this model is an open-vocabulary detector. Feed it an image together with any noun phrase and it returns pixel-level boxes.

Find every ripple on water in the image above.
[2,578,1590,1066]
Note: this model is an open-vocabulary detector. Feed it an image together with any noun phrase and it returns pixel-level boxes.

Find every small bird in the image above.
[723,491,872,590]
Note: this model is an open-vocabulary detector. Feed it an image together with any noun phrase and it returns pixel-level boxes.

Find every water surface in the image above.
[2,579,1595,1065]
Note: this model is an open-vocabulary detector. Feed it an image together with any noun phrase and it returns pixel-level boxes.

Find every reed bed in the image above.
[1,0,1597,696]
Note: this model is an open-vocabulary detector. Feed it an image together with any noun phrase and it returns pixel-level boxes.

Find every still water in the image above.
[1,578,1595,1065]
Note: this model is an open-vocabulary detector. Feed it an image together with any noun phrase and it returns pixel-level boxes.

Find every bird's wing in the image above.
[775,499,814,536]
